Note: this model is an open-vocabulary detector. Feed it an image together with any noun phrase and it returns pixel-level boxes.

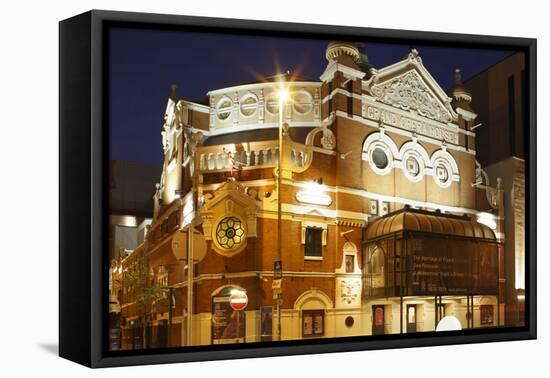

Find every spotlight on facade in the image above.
[278,88,290,103]
[296,179,332,206]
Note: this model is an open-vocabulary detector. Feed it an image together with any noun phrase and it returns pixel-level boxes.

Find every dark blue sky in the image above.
[109,27,514,165]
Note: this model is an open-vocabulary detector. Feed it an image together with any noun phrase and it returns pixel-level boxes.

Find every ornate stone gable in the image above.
[199,179,259,257]
[371,70,452,123]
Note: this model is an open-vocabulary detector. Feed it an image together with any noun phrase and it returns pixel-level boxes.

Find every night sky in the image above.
[109,27,514,165]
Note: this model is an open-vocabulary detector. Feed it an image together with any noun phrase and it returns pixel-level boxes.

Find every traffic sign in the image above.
[229,291,248,311]
[171,229,207,262]
[272,279,282,289]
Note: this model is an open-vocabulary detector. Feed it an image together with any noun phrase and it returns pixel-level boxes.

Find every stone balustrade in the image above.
[197,141,309,172]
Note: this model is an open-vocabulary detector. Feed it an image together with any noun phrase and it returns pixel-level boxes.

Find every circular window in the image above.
[406,157,420,177]
[265,94,280,115]
[436,164,449,182]
[433,160,452,188]
[216,97,233,120]
[240,95,258,117]
[292,91,313,115]
[372,148,389,170]
[402,152,425,183]
[363,134,396,175]
[215,216,245,250]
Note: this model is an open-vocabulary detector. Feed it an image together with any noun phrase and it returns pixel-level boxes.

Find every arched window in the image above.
[239,93,258,117]
[216,97,233,121]
[430,149,459,188]
[398,142,430,182]
[211,286,247,344]
[362,132,399,176]
[292,90,313,115]
[368,247,385,292]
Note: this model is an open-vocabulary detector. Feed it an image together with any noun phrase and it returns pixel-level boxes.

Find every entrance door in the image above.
[372,305,385,335]
[157,320,168,348]
[145,322,153,349]
[407,304,417,333]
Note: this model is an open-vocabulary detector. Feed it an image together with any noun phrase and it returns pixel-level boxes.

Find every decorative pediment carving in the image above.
[199,179,259,257]
[340,279,361,305]
[371,70,452,123]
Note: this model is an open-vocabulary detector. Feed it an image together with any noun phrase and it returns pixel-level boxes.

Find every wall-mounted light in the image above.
[296,179,332,206]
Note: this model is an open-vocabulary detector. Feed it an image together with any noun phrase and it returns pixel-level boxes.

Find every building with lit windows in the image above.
[112,41,509,349]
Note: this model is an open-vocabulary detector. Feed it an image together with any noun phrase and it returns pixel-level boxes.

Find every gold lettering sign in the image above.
[364,106,458,144]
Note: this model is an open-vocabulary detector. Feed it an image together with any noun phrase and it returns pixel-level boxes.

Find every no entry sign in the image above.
[229,291,248,311]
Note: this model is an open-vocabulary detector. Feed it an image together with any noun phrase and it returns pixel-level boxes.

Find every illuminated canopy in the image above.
[365,207,496,242]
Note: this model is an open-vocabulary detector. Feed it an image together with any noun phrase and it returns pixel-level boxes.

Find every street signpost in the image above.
[229,291,248,311]
[229,291,248,343]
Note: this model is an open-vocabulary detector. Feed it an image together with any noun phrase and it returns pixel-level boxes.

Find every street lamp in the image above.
[275,88,289,341]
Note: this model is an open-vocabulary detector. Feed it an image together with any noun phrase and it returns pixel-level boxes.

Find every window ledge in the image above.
[304,256,323,261]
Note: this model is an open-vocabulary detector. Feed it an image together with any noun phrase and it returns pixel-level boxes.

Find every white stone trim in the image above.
[430,149,460,188]
[320,60,366,82]
[190,120,321,138]
[304,256,323,261]
[215,95,233,122]
[362,131,399,176]
[301,220,328,245]
[321,87,363,104]
[200,178,485,218]
[361,97,460,135]
[171,271,363,288]
[239,92,259,118]
[363,53,458,121]
[334,110,476,155]
[294,289,333,310]
[207,81,322,97]
[457,107,478,122]
[398,141,430,183]
[179,99,210,113]
[292,89,314,115]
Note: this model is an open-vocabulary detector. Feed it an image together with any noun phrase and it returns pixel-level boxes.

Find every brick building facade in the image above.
[111,42,508,349]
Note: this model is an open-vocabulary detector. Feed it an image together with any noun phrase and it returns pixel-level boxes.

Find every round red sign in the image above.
[229,291,248,311]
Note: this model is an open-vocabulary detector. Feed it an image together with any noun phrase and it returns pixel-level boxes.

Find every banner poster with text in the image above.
[260,306,273,342]
[407,237,498,296]
[212,295,245,344]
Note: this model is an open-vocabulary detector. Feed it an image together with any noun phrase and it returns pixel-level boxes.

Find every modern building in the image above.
[109,160,161,349]
[114,42,511,349]
[109,160,162,259]
[465,52,526,326]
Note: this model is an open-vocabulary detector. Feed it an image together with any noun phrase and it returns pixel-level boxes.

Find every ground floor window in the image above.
[156,319,168,347]
[480,305,494,325]
[302,310,324,337]
[407,304,417,333]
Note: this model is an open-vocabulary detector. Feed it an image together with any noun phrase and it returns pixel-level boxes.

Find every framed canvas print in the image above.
[59,10,537,368]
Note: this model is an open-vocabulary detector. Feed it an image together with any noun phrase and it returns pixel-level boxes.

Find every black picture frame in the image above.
[59,9,537,368]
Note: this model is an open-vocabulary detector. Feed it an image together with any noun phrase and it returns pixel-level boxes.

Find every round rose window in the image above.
[215,217,245,250]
